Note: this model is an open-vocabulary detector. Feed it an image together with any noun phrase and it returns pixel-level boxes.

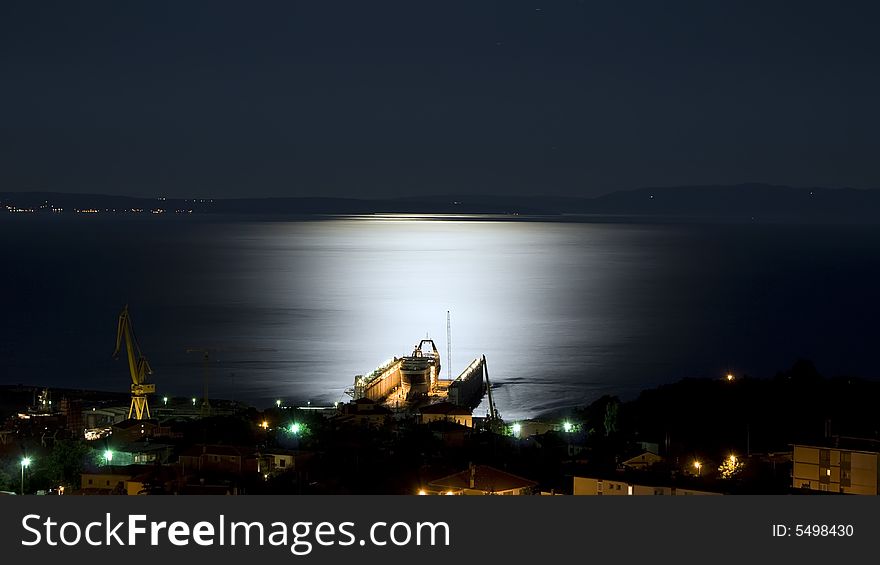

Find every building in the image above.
[511,420,557,438]
[427,420,473,448]
[111,439,175,465]
[177,445,264,476]
[334,398,393,428]
[427,464,537,495]
[418,402,473,428]
[619,450,664,471]
[792,441,880,495]
[110,419,162,443]
[573,476,721,496]
[263,449,313,475]
[80,465,150,495]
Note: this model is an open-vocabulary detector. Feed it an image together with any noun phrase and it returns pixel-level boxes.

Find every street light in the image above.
[562,421,574,433]
[192,397,197,406]
[104,450,113,464]
[726,373,734,382]
[20,457,31,495]
[163,396,169,406]
[511,423,522,437]
[693,460,702,477]
[290,423,301,435]
[276,399,282,408]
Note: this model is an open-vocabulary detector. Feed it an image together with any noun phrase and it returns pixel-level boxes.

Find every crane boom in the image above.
[113,305,155,420]
[483,354,499,421]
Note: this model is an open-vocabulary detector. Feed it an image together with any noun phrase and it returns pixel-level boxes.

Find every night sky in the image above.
[2,0,878,199]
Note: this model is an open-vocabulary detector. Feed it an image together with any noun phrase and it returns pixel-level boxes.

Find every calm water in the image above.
[2,215,880,419]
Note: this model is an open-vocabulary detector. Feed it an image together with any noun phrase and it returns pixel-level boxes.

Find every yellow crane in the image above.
[113,305,156,420]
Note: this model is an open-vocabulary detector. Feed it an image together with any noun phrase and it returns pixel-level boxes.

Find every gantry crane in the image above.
[113,305,156,420]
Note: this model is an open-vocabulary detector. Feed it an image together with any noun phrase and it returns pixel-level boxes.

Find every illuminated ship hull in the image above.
[399,355,438,400]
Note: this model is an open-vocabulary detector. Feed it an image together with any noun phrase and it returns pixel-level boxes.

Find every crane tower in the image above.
[113,305,156,420]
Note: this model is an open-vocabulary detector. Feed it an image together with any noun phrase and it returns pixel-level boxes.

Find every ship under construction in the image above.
[347,338,493,413]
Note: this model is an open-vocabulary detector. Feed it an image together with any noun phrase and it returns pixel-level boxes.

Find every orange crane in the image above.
[113,305,156,420]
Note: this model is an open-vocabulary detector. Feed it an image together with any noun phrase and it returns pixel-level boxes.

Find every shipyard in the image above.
[3,3,879,562]
[3,302,880,497]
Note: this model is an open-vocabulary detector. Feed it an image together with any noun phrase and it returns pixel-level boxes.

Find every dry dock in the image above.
[347,339,488,411]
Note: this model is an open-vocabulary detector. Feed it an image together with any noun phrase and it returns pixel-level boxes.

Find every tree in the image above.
[0,466,14,492]
[604,400,620,437]
[39,439,91,488]
[718,455,743,479]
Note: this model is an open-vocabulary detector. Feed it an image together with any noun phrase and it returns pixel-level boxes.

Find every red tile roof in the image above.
[429,465,537,493]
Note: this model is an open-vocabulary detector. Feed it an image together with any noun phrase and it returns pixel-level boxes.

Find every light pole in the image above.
[693,460,702,477]
[20,457,31,495]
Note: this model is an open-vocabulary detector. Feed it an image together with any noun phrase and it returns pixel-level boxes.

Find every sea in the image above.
[2,214,879,419]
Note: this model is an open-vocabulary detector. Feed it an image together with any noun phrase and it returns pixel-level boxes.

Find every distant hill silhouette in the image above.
[3,183,879,222]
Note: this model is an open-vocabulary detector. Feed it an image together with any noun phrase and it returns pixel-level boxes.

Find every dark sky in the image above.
[2,1,878,199]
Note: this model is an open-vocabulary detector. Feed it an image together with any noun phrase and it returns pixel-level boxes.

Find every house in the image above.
[80,464,151,494]
[263,449,314,475]
[111,439,175,465]
[110,419,158,443]
[177,445,264,476]
[427,464,537,495]
[426,420,472,448]
[418,402,473,428]
[334,398,393,428]
[126,465,183,495]
[619,450,664,471]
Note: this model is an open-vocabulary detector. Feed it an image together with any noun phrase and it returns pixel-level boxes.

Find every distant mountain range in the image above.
[3,183,880,222]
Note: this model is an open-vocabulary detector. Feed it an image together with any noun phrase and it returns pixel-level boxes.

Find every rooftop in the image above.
[419,402,472,416]
[178,444,257,458]
[429,465,537,493]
